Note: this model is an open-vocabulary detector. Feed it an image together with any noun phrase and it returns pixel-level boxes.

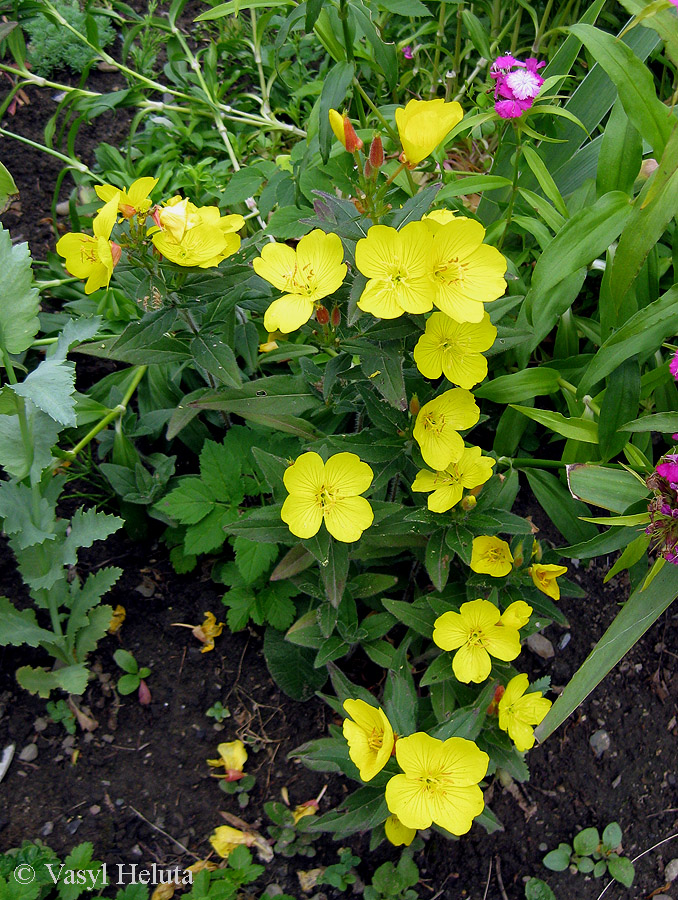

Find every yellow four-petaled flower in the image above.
[498,674,552,751]
[412,445,495,513]
[342,698,394,781]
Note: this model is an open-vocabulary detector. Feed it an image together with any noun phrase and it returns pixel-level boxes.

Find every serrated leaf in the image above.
[183,507,237,555]
[263,626,327,700]
[16,663,89,698]
[0,481,56,549]
[199,439,244,504]
[11,357,76,427]
[233,537,278,583]
[0,597,57,647]
[160,478,216,524]
[0,408,61,482]
[0,226,40,354]
[62,508,123,566]
[191,334,242,388]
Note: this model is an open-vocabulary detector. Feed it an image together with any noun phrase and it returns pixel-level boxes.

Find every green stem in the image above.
[497,137,522,251]
[249,8,270,115]
[430,1,447,98]
[353,82,398,141]
[0,128,95,177]
[452,1,463,94]
[497,457,643,472]
[533,0,555,53]
[60,366,147,463]
[558,377,601,416]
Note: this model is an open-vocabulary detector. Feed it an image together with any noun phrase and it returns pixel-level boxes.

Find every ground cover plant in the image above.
[1,0,678,896]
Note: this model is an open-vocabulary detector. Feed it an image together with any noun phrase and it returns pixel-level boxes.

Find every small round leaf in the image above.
[602,821,622,850]
[543,844,572,871]
[573,827,600,856]
[607,855,635,887]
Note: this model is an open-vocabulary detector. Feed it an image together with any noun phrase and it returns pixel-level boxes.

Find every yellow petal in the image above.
[263,294,315,333]
[384,814,416,846]
[433,611,469,652]
[323,495,374,542]
[453,642,492,683]
[281,494,323,539]
[253,242,299,291]
[283,452,325,497]
[324,452,373,496]
[430,783,485,835]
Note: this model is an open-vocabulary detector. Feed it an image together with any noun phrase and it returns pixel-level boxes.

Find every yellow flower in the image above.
[395,99,464,167]
[498,600,532,629]
[423,209,457,227]
[207,739,248,780]
[412,446,495,513]
[433,598,526,683]
[342,698,394,781]
[108,604,126,635]
[328,108,363,152]
[497,674,551,752]
[470,535,513,577]
[95,176,158,218]
[292,803,318,824]
[253,230,346,334]
[385,732,488,834]
[413,389,480,471]
[355,222,434,320]
[196,611,225,653]
[529,563,568,600]
[151,196,244,268]
[56,194,121,294]
[209,825,254,858]
[413,312,497,388]
[281,452,374,543]
[430,219,507,323]
[384,814,416,847]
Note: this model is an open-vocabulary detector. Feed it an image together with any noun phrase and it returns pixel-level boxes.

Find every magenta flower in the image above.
[670,349,678,380]
[657,461,678,488]
[490,54,545,119]
[402,45,414,59]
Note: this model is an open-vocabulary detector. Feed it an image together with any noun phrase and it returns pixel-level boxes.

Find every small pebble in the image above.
[19,744,38,762]
[558,633,571,650]
[265,887,283,897]
[89,805,101,816]
[131,845,143,859]
[40,822,54,837]
[62,735,75,750]
[526,633,555,659]
[102,734,114,744]
[590,729,611,757]
[33,718,48,732]
[65,819,81,835]
[665,859,678,882]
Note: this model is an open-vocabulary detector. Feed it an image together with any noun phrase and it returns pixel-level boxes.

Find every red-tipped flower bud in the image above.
[111,242,122,268]
[409,395,420,417]
[330,306,341,328]
[329,108,363,152]
[316,305,330,325]
[369,134,384,169]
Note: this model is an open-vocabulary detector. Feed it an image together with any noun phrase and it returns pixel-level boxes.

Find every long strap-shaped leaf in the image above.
[535,562,678,741]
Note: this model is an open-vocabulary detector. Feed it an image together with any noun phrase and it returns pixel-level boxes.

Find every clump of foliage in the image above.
[543,822,634,887]
[24,0,115,77]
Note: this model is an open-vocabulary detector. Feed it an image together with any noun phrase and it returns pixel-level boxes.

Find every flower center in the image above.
[505,69,541,100]
[424,413,445,434]
[317,483,339,510]
[468,628,486,647]
[367,728,383,752]
[434,259,464,284]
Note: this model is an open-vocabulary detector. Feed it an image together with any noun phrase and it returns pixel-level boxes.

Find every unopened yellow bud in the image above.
[461,494,477,511]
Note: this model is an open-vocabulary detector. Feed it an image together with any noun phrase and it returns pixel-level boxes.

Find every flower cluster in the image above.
[490,55,545,119]
[646,455,678,563]
[56,176,245,292]
[342,699,488,841]
[355,217,507,323]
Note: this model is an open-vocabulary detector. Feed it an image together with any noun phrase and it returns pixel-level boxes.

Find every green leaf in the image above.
[475,369,561,403]
[360,345,407,411]
[621,411,678,432]
[263,627,327,700]
[522,145,569,218]
[0,597,57,647]
[573,826,600,856]
[0,161,18,213]
[114,648,138,674]
[602,821,623,849]
[525,877,557,900]
[351,0,397,91]
[0,481,56,549]
[596,97,643,197]
[221,166,265,203]
[425,529,451,592]
[525,468,597,544]
[581,284,678,392]
[381,598,435,638]
[222,505,291,542]
[265,205,313,239]
[566,464,649,513]
[117,673,140,695]
[511,406,599,443]
[543,844,572,872]
[604,533,650,584]
[191,334,242,388]
[436,175,513,201]
[233,537,278,584]
[159,478,215,525]
[184,507,236,555]
[195,0,295,19]
[62,507,123,566]
[569,24,673,158]
[536,562,678,741]
[193,375,321,418]
[199,439,244,504]
[16,663,89,698]
[524,191,632,330]
[11,356,76,427]
[0,226,40,355]
[597,358,640,460]
[607,855,635,887]
[376,0,430,14]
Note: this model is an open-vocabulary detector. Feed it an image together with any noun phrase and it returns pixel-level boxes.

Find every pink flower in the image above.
[490,54,545,119]
[657,461,678,488]
[670,349,678,380]
[402,45,414,59]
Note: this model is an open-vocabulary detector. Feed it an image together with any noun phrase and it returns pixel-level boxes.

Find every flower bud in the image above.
[461,494,476,511]
[111,241,122,268]
[316,305,330,325]
[330,306,341,328]
[487,684,505,714]
[138,679,152,705]
[329,108,363,152]
[369,134,384,169]
[638,158,658,181]
[409,395,420,417]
